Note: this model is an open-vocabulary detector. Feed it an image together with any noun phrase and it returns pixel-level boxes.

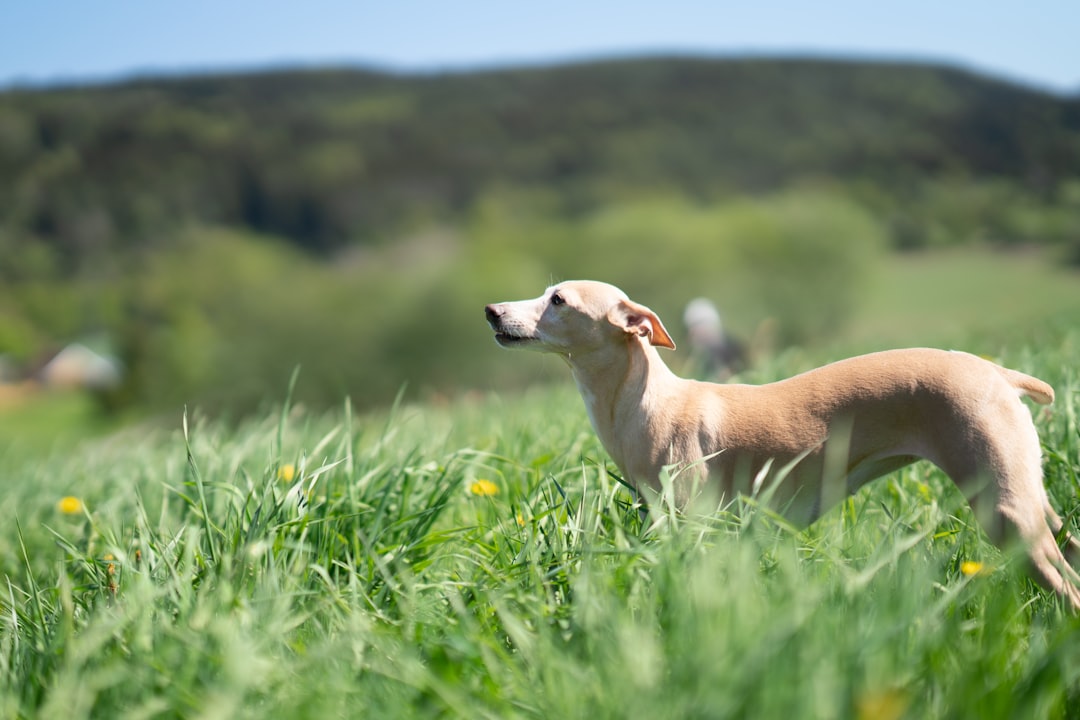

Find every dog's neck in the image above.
[565,337,680,457]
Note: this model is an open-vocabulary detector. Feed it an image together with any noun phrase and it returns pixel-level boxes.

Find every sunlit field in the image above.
[844,247,1080,351]
[5,54,1080,719]
[3,324,1080,719]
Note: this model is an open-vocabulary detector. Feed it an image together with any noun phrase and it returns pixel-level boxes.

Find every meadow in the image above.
[3,321,1080,719]
[5,57,1080,718]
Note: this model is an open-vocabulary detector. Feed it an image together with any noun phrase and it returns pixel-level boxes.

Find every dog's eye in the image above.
[550,292,565,307]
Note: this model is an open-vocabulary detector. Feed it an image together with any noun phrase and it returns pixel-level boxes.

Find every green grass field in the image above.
[844,247,1080,351]
[3,247,1080,718]
[2,329,1080,719]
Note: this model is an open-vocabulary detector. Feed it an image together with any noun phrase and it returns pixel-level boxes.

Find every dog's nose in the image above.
[485,304,503,325]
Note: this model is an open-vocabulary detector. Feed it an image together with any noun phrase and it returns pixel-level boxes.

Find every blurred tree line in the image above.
[1,57,1078,413]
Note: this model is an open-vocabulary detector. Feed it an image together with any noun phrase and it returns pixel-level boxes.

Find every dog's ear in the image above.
[610,300,676,350]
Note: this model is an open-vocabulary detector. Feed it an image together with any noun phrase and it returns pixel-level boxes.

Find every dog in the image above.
[485,280,1080,608]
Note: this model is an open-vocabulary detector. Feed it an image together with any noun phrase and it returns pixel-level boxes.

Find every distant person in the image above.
[682,297,745,380]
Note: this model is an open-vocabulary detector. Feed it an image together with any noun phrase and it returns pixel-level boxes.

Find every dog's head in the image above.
[484,281,675,355]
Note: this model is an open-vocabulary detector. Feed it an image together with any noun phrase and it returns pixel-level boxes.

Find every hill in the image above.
[3,57,1079,265]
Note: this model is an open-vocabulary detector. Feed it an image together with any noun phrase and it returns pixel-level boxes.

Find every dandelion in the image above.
[516,513,526,527]
[855,688,908,720]
[278,464,297,483]
[960,561,986,577]
[56,496,85,515]
[469,479,498,497]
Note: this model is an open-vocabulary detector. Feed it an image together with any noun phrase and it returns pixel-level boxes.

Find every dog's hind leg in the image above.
[991,456,1080,609]
[937,397,1080,609]
[999,501,1080,610]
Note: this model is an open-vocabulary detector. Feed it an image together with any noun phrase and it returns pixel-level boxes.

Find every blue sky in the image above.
[2,1,1077,93]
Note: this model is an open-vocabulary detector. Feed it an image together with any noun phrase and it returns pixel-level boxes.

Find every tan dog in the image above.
[485,280,1080,608]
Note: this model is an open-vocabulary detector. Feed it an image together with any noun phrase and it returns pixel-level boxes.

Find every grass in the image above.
[0,391,115,458]
[844,246,1080,351]
[2,330,1080,719]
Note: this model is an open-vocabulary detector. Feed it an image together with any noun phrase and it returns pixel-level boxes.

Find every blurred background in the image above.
[1,1,1079,442]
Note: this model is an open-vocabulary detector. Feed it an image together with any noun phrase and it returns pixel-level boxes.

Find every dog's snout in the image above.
[485,304,504,325]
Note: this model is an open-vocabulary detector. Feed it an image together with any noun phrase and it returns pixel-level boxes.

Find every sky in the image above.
[2,1,1078,94]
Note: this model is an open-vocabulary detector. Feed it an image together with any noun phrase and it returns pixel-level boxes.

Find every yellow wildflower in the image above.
[855,688,908,720]
[516,513,526,527]
[960,561,986,577]
[57,496,84,515]
[469,479,498,497]
[277,464,296,483]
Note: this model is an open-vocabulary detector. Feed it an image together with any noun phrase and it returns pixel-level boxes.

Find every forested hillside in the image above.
[2,57,1079,413]
[3,57,1079,264]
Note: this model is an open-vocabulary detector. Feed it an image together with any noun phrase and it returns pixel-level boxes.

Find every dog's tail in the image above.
[997,366,1055,405]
